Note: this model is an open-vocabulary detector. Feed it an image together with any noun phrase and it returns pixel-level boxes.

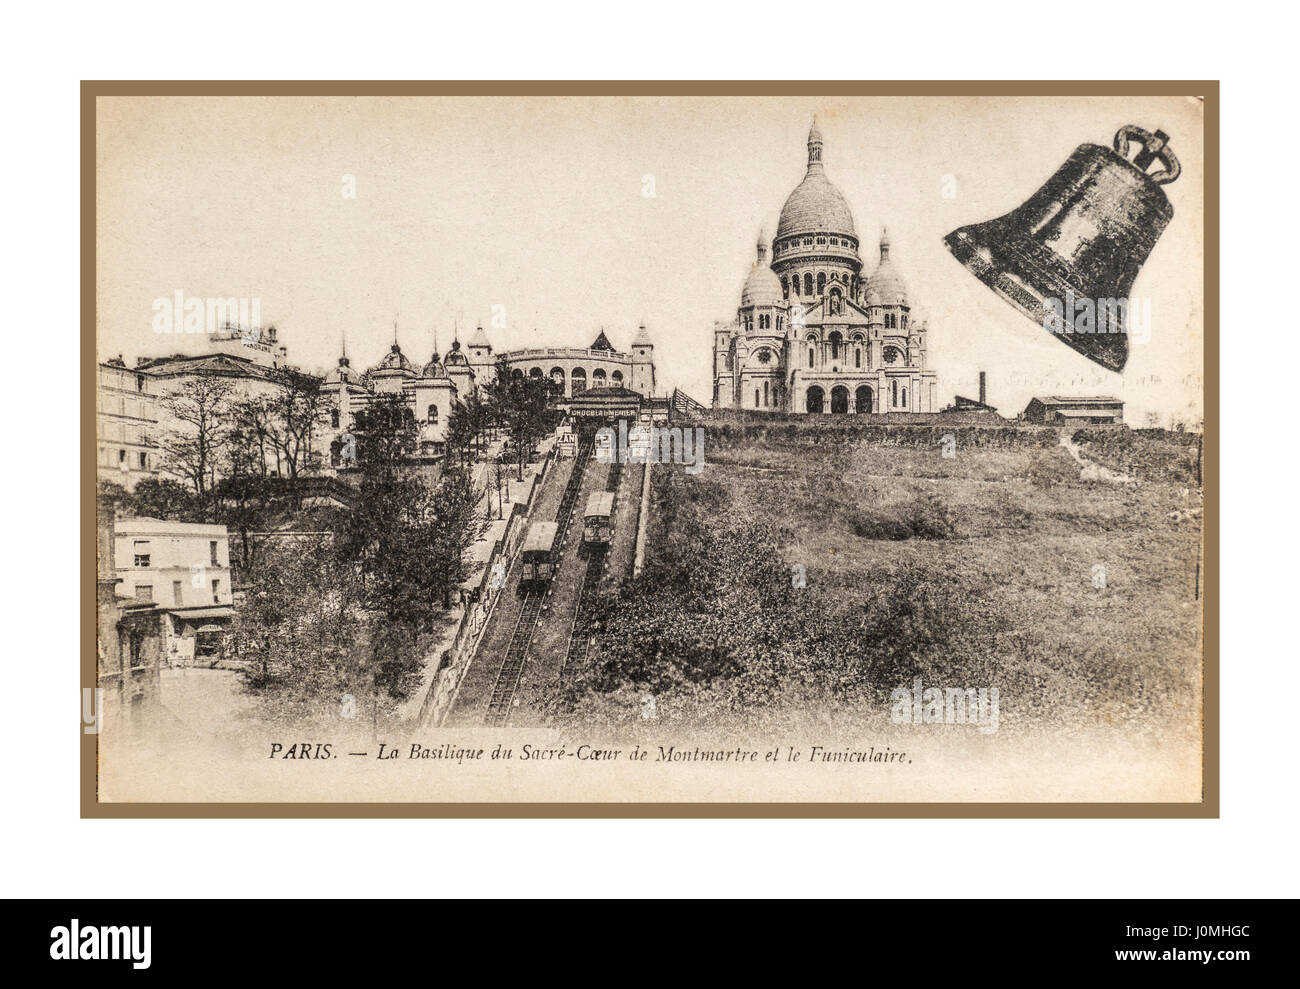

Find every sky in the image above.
[97,94,1205,425]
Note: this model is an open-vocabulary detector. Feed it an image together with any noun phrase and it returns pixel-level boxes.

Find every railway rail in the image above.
[482,441,593,726]
[563,449,624,671]
[563,545,606,672]
[483,589,543,726]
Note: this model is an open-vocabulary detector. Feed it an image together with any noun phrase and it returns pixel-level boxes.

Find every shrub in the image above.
[848,512,913,541]
[900,495,958,540]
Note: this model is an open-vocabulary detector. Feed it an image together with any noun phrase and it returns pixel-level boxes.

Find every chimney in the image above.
[979,371,986,406]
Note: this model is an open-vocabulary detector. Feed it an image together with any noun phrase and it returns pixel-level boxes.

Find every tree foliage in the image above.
[159,376,235,508]
[548,468,997,731]
[487,359,561,479]
[332,393,485,704]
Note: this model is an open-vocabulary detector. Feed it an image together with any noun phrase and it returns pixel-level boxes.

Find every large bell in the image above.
[944,125,1180,372]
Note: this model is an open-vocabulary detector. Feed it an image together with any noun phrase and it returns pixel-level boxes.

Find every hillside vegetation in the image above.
[548,424,1203,736]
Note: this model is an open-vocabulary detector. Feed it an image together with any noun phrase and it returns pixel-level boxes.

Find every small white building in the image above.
[114,518,235,663]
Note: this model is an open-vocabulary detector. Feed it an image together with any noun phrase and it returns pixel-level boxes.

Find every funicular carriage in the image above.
[582,491,615,545]
[520,521,559,584]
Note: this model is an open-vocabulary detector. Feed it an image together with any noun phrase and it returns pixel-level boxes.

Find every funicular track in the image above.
[563,452,621,672]
[483,589,543,726]
[563,548,606,672]
[554,438,594,544]
[482,440,593,726]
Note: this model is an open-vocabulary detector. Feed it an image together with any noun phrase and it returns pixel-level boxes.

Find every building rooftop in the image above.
[568,386,644,403]
[114,517,230,536]
[1034,396,1124,405]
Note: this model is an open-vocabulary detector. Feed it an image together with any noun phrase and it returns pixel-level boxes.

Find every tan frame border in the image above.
[82,80,1218,818]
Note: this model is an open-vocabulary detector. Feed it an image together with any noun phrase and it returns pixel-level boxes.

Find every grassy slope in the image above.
[550,423,1204,739]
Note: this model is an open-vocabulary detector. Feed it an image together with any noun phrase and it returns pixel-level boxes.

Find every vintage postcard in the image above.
[85,84,1214,814]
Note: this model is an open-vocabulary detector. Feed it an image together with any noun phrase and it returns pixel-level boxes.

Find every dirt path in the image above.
[1057,430,1137,485]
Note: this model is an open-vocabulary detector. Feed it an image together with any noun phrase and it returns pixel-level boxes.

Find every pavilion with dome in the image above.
[712,118,938,414]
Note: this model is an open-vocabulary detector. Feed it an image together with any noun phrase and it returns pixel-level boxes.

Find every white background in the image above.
[2,1,1291,898]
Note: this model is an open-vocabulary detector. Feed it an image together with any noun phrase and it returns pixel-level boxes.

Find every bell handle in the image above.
[1114,125,1181,185]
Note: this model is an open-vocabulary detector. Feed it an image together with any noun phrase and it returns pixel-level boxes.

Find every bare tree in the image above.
[159,376,235,510]
[230,395,279,478]
[266,368,329,496]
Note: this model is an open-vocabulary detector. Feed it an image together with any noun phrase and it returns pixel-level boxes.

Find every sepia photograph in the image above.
[0,0,1284,951]
[85,84,1212,812]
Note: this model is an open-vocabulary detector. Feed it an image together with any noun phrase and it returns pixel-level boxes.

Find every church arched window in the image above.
[829,331,842,360]
[427,404,438,423]
[781,277,788,298]
[763,381,769,406]
[817,272,826,296]
[804,273,813,296]
[808,347,814,368]
[855,347,861,368]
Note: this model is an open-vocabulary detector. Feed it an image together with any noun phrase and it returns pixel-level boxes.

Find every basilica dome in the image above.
[863,229,908,306]
[775,118,857,241]
[740,231,784,307]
